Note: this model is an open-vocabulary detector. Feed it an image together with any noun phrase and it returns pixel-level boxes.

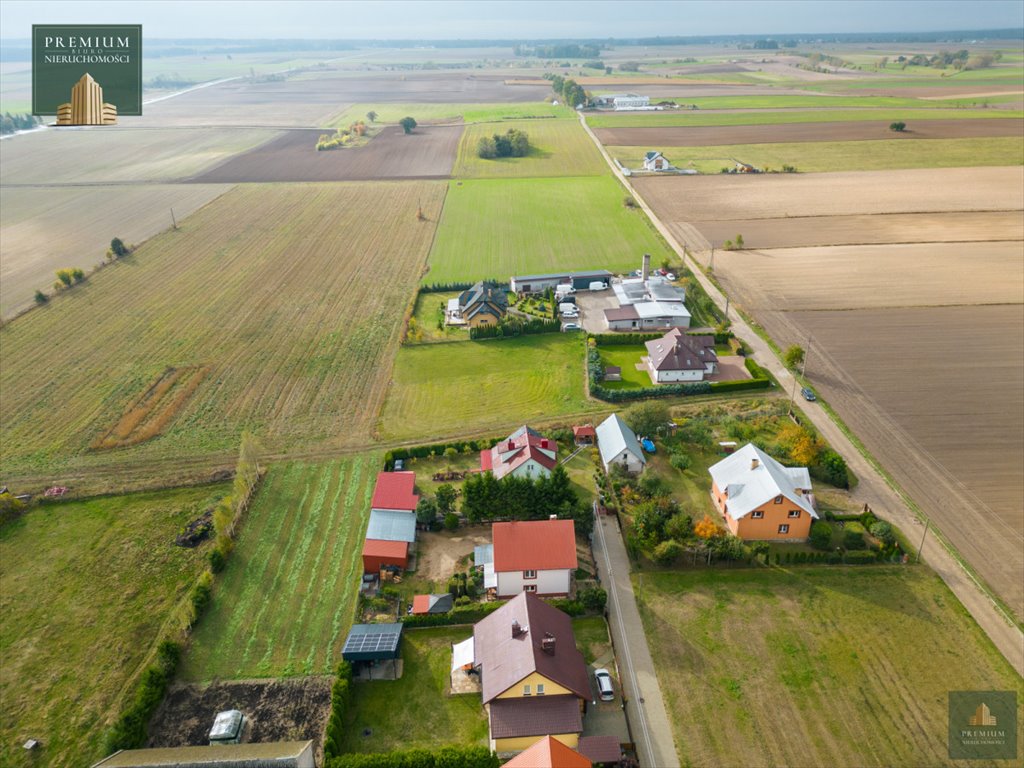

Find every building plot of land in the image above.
[0,485,226,768]
[0,183,231,317]
[192,125,463,182]
[0,126,280,185]
[637,568,1024,768]
[633,166,1024,223]
[452,119,607,178]
[594,118,1024,147]
[181,457,375,681]
[0,181,445,486]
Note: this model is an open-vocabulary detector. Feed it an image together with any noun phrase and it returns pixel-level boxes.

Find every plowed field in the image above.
[193,125,463,182]
[594,118,1024,146]
[0,181,445,486]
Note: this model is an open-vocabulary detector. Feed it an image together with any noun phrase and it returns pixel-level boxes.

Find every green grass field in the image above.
[608,136,1024,174]
[452,119,607,178]
[586,107,1023,128]
[572,616,612,665]
[619,95,948,110]
[424,176,672,285]
[340,627,488,753]
[598,345,650,389]
[408,291,470,344]
[378,334,599,441]
[330,102,573,127]
[636,567,1024,767]
[181,456,375,681]
[0,485,226,767]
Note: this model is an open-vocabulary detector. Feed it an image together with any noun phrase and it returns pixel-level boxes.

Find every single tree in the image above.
[477,136,497,159]
[71,268,85,283]
[55,269,73,287]
[734,234,744,248]
[783,344,805,370]
[435,483,458,516]
[34,289,48,304]
[399,116,417,134]
[416,497,438,528]
[110,237,129,258]
[694,513,720,540]
[889,121,906,132]
[366,110,378,123]
[623,400,670,438]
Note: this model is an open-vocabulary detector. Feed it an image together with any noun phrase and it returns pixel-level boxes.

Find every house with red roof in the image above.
[481,426,557,481]
[493,519,577,598]
[370,471,419,514]
[502,735,592,767]
[470,592,591,753]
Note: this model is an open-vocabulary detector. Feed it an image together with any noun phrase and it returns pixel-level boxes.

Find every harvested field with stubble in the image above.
[0,183,231,317]
[0,182,445,487]
[193,125,463,182]
[638,568,1024,768]
[181,457,375,681]
[594,117,1024,147]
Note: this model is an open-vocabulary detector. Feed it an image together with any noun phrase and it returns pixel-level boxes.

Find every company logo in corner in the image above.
[968,702,998,727]
[32,25,142,122]
[949,691,1017,760]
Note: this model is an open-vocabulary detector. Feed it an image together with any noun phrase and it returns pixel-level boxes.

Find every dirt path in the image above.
[580,112,1024,678]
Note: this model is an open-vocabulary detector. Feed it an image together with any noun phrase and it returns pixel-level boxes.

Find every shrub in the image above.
[323,660,354,759]
[325,745,499,768]
[665,512,692,541]
[870,521,895,546]
[208,547,227,573]
[889,121,906,132]
[579,587,607,612]
[669,451,691,471]
[189,570,214,622]
[843,522,867,550]
[33,289,48,304]
[443,512,459,531]
[809,521,833,551]
[844,550,879,564]
[455,595,472,606]
[653,539,683,565]
[548,598,584,616]
[402,600,505,628]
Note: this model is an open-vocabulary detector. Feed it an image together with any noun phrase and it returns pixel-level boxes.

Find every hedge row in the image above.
[590,330,732,347]
[709,378,772,394]
[401,600,505,628]
[421,281,505,294]
[103,641,180,753]
[743,357,770,380]
[592,380,712,402]
[326,745,499,768]
[469,317,560,340]
[777,549,881,565]
[385,437,503,467]
[322,660,354,759]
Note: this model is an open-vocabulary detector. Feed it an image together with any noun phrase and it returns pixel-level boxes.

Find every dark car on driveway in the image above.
[801,387,817,402]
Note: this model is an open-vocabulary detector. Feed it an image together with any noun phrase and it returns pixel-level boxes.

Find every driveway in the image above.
[576,289,619,334]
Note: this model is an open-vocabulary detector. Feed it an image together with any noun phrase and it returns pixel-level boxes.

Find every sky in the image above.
[1,0,1022,40]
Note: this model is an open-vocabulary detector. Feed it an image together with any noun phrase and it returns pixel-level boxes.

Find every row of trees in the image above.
[316,120,369,151]
[513,43,602,58]
[477,128,530,159]
[460,464,593,535]
[545,73,588,108]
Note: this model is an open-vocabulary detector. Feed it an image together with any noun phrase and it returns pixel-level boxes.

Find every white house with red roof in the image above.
[481,426,557,481]
[370,471,419,514]
[493,519,577,597]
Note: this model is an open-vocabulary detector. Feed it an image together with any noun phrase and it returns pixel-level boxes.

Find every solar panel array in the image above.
[343,629,400,655]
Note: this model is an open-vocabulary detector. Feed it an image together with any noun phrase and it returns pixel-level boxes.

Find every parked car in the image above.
[658,267,669,276]
[559,302,578,314]
[561,309,579,319]
[394,458,405,471]
[801,387,817,402]
[556,283,575,295]
[594,669,614,701]
[666,272,676,281]
[561,323,581,331]
[641,438,656,453]
[557,294,576,305]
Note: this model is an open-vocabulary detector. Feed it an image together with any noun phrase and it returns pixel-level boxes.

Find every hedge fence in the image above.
[326,745,499,768]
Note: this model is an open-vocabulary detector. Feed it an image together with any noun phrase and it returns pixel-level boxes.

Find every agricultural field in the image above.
[377,334,599,441]
[340,627,488,753]
[193,125,463,182]
[0,181,446,489]
[607,136,1024,174]
[0,183,231,317]
[181,456,376,681]
[452,119,607,178]
[585,107,1022,128]
[424,176,673,285]
[330,101,572,126]
[594,118,1024,146]
[0,484,227,767]
[637,567,1024,767]
[0,127,280,185]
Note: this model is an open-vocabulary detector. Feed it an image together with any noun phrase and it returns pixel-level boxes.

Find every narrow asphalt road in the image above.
[593,509,681,768]
[580,114,1024,677]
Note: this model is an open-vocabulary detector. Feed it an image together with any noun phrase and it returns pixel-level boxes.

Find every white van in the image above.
[589,281,608,291]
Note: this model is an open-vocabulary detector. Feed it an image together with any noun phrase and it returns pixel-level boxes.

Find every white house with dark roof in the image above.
[644,328,717,383]
[642,151,672,171]
[595,413,646,474]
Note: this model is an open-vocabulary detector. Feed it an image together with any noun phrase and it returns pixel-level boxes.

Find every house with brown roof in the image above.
[502,735,592,768]
[644,328,717,383]
[455,280,508,328]
[481,426,557,481]
[493,519,577,598]
[471,592,591,753]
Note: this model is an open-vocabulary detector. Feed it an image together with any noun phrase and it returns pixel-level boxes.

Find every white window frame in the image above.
[523,569,537,579]
[778,524,790,534]
[523,684,531,696]
[774,495,783,504]
[788,510,800,518]
[536,684,545,696]
[751,511,764,519]
[524,584,537,593]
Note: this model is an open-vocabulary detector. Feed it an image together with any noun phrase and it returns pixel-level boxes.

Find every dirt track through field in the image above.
[594,118,1024,147]
[192,125,463,182]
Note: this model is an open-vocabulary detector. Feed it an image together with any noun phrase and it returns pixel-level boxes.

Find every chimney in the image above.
[512,619,522,638]
[507,440,515,451]
[751,458,760,470]
[541,439,549,449]
[541,632,556,655]
[641,253,650,282]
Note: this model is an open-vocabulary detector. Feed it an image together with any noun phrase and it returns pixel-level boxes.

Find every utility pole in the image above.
[709,246,715,272]
[170,207,177,230]
[800,334,813,378]
[724,296,730,318]
[916,518,931,563]
[788,373,799,415]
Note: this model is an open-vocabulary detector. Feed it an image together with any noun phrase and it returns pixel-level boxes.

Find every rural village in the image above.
[0,9,1022,768]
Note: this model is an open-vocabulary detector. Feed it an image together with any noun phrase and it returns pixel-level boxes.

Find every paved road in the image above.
[593,510,680,768]
[580,114,1024,677]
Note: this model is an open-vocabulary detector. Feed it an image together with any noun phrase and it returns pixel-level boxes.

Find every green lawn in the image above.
[608,136,1024,174]
[643,446,719,517]
[598,345,650,389]
[408,291,470,344]
[632,94,946,110]
[572,616,612,665]
[562,448,602,504]
[424,176,672,285]
[0,485,226,767]
[453,119,607,178]
[378,334,600,441]
[340,627,488,753]
[635,567,1024,767]
[330,102,573,127]
[586,107,1023,128]
[181,456,376,680]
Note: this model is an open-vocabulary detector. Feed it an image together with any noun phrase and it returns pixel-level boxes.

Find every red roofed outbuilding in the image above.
[371,471,419,513]
[362,539,409,573]
[572,425,596,445]
[503,736,593,767]
[481,426,557,481]
[493,519,577,597]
